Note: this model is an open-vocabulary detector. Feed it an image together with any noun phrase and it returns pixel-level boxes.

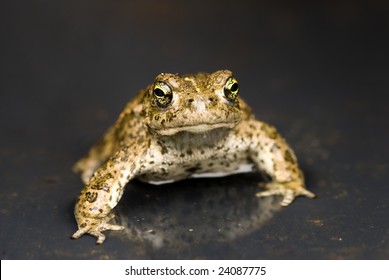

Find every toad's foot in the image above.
[256,181,316,206]
[71,215,124,244]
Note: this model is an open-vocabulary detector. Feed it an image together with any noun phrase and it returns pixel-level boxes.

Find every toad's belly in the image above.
[138,162,255,185]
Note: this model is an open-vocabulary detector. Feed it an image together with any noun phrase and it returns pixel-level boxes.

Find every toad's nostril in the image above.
[188,99,206,113]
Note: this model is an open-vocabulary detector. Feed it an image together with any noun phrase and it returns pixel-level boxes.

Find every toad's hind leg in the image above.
[73,127,117,184]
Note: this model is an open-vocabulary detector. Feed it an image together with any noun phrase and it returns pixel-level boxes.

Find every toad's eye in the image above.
[223,76,239,101]
[153,81,173,107]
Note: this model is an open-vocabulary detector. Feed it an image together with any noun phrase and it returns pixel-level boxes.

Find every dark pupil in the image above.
[230,83,238,92]
[154,88,165,97]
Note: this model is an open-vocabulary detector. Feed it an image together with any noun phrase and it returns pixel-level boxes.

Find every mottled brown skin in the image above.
[72,70,315,244]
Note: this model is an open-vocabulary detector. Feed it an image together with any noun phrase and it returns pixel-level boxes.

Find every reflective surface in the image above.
[1,0,388,259]
[116,176,281,258]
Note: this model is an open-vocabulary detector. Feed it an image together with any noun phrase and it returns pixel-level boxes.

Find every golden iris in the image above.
[224,77,239,101]
[153,81,173,107]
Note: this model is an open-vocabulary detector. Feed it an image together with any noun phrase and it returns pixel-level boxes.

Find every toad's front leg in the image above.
[243,120,316,206]
[72,147,142,244]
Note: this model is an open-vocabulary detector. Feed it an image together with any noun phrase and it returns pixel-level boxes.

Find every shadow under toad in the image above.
[114,173,282,253]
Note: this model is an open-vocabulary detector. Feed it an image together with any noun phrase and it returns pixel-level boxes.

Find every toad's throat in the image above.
[155,122,236,136]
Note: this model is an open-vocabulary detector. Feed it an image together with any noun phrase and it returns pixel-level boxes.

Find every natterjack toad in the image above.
[72,70,315,244]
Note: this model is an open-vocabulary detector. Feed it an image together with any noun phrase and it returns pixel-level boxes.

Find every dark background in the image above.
[1,0,388,259]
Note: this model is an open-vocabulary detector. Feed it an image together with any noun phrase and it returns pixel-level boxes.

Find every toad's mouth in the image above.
[155,122,236,136]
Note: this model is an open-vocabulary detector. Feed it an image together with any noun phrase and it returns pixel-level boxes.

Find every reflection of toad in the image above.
[116,176,281,252]
[72,70,315,244]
